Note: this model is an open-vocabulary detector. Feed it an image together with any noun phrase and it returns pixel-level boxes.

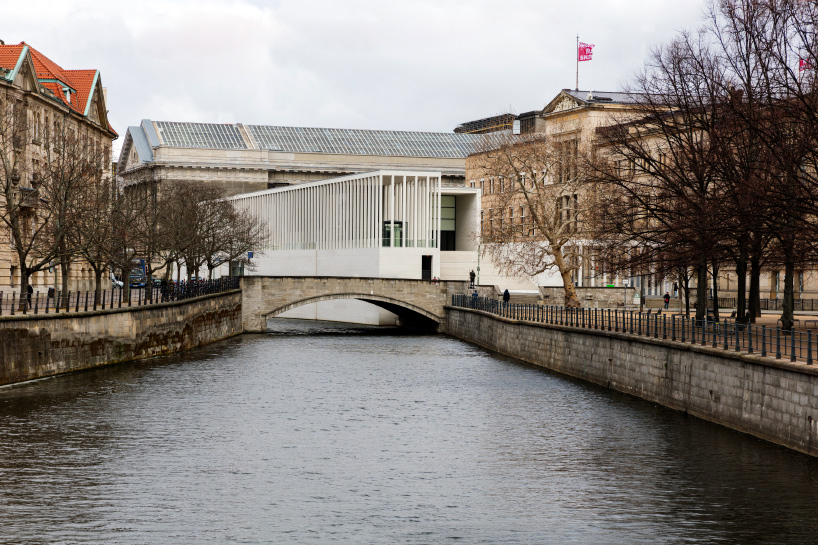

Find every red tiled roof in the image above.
[0,44,25,71]
[65,69,97,114]
[0,42,115,136]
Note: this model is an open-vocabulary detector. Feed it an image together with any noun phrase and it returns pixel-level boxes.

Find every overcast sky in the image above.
[4,0,707,155]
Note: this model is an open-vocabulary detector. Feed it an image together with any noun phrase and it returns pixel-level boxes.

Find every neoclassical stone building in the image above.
[0,41,117,294]
[463,89,645,292]
[117,120,479,195]
[464,88,818,303]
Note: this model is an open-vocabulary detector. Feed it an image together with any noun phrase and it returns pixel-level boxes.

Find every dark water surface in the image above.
[1,320,817,544]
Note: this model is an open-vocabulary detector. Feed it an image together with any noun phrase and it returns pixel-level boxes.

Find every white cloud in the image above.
[4,0,707,156]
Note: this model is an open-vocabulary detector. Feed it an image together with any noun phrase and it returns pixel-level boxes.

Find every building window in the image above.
[440,195,456,251]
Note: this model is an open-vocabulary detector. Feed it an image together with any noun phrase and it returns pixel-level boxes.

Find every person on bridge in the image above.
[503,289,510,306]
[472,290,478,307]
[663,291,670,309]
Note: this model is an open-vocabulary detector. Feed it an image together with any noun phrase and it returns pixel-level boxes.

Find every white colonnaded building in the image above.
[228,170,481,324]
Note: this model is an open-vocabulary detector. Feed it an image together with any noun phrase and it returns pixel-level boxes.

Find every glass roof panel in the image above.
[247,125,478,158]
[156,121,247,149]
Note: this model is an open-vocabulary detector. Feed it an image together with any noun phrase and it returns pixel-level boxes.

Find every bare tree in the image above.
[210,205,268,278]
[470,131,594,307]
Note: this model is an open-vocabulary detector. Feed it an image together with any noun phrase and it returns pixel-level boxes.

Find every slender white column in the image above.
[390,175,395,248]
[377,174,383,248]
[411,176,417,247]
[436,175,441,249]
[401,175,407,247]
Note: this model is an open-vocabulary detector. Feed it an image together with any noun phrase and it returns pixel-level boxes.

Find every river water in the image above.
[1,320,817,544]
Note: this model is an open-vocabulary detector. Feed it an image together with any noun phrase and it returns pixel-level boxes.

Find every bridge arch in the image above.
[241,276,463,333]
[264,293,441,328]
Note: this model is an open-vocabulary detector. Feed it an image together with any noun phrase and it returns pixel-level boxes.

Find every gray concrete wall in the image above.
[0,291,242,386]
[445,306,818,458]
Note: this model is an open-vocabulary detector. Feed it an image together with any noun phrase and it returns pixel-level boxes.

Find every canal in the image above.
[1,320,817,544]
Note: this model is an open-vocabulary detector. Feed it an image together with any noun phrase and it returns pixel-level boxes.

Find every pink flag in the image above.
[800,58,813,71]
[578,42,595,62]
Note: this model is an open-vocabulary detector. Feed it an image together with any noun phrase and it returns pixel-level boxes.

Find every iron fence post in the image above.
[735,323,740,352]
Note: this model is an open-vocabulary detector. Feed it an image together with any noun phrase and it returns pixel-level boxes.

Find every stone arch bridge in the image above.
[240,276,466,332]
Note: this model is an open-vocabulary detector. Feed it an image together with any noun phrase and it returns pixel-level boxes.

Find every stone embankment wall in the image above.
[0,291,242,386]
[445,306,818,458]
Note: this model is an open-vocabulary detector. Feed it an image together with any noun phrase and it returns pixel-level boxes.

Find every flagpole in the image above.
[576,34,579,91]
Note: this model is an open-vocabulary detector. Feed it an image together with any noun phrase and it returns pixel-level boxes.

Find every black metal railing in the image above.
[696,297,818,311]
[452,294,817,365]
[0,277,240,317]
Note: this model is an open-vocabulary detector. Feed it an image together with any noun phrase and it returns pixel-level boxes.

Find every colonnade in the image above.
[229,171,442,252]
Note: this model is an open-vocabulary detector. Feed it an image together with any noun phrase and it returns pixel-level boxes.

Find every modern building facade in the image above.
[0,41,117,294]
[228,170,480,280]
[227,169,480,324]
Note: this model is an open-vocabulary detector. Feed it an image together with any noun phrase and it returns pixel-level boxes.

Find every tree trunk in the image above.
[93,267,103,306]
[553,248,580,307]
[19,269,30,311]
[735,246,748,323]
[145,265,154,303]
[781,257,795,331]
[683,273,691,317]
[60,259,70,309]
[749,253,761,323]
[696,262,708,321]
[711,259,720,323]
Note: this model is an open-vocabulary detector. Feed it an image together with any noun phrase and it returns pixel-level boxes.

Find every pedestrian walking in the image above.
[503,288,510,307]
[26,284,33,309]
[663,291,670,309]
